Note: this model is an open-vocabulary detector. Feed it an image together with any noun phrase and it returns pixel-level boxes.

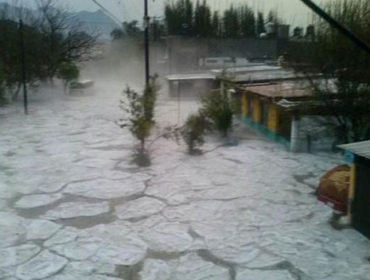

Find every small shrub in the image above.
[182,113,206,155]
[201,90,234,138]
[118,77,158,167]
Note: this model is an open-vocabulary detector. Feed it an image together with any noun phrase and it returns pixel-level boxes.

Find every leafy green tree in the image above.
[123,20,141,37]
[211,11,221,37]
[163,0,282,39]
[57,63,79,94]
[194,0,212,37]
[164,0,193,36]
[184,0,194,35]
[223,5,239,38]
[240,5,256,37]
[111,28,125,40]
[257,12,266,35]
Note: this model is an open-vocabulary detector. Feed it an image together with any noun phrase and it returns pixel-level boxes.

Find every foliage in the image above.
[182,113,206,155]
[295,0,370,143]
[256,12,266,35]
[165,0,194,36]
[111,20,142,40]
[143,76,160,123]
[0,19,44,100]
[118,78,159,167]
[164,0,282,38]
[201,90,234,138]
[57,63,79,93]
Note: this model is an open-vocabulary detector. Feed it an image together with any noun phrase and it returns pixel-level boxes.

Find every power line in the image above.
[90,0,122,26]
[300,0,370,56]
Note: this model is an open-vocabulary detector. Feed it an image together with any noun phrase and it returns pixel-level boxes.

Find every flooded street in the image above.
[1,82,369,280]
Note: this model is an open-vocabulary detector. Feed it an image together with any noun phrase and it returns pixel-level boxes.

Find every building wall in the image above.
[237,91,290,149]
[253,96,262,123]
[349,163,357,220]
[291,116,339,153]
[268,104,280,132]
[237,91,341,153]
[351,156,370,239]
[241,94,249,116]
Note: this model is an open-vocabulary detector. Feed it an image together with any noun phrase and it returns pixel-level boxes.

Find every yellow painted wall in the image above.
[348,164,357,220]
[253,97,261,123]
[241,93,249,117]
[268,104,280,132]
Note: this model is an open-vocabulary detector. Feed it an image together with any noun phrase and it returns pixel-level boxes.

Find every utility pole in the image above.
[300,0,370,56]
[144,0,150,87]
[19,19,28,115]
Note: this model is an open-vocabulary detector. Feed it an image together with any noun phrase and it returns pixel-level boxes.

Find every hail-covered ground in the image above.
[1,82,369,280]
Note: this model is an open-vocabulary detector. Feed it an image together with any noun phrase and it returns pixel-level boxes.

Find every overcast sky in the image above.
[1,0,322,26]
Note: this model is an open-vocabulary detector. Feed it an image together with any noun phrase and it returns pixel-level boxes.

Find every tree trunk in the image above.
[140,139,145,154]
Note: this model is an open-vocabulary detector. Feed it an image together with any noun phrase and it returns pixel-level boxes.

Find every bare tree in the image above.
[0,0,97,100]
[293,0,370,143]
[35,0,97,80]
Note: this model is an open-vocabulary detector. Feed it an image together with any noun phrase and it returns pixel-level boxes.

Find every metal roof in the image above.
[339,140,370,160]
[241,82,312,98]
[166,73,216,81]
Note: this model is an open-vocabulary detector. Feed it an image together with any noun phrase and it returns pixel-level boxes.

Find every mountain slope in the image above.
[73,9,120,41]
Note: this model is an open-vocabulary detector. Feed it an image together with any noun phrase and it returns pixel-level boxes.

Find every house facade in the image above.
[339,141,370,239]
[235,82,339,153]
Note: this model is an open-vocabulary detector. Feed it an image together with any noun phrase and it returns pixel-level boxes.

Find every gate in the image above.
[353,156,370,239]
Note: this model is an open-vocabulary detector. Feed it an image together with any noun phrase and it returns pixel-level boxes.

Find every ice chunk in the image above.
[116,197,166,220]
[92,235,147,266]
[42,201,110,220]
[139,259,173,280]
[175,253,230,280]
[236,269,294,280]
[0,212,27,248]
[44,227,79,247]
[63,179,145,199]
[140,222,193,253]
[49,235,104,261]
[15,194,63,209]
[26,219,62,240]
[16,250,68,280]
[0,244,40,268]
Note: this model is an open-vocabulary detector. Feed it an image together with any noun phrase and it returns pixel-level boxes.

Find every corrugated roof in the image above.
[240,82,312,98]
[166,73,216,81]
[339,140,370,160]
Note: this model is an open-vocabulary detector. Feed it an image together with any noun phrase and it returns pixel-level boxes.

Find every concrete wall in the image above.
[290,116,339,153]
